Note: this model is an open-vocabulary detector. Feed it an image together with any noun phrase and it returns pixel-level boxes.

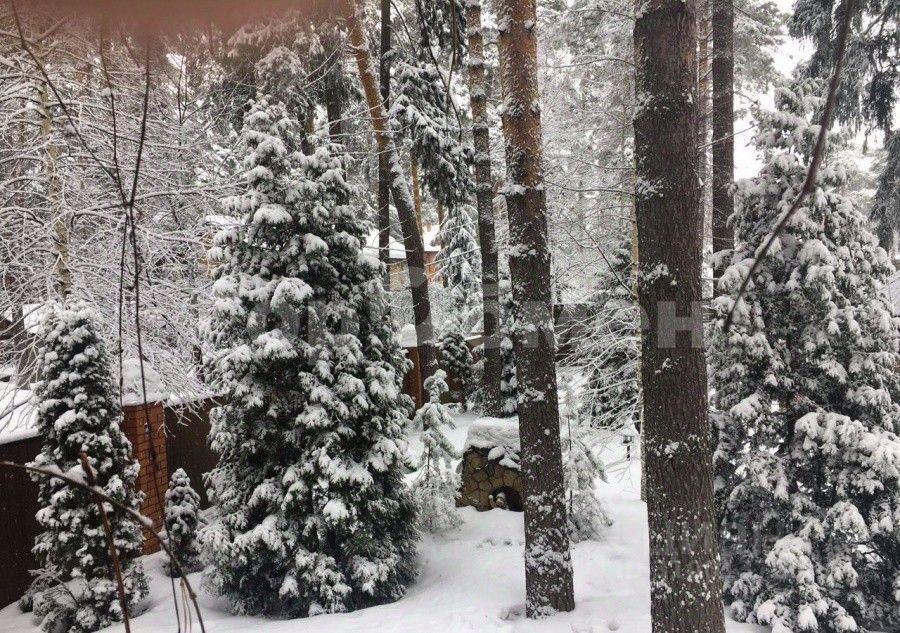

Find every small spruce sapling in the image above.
[411,370,462,532]
[438,298,476,407]
[163,468,202,576]
[561,382,612,542]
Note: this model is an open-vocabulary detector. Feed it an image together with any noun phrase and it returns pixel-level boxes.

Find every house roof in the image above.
[0,384,37,446]
[364,224,441,261]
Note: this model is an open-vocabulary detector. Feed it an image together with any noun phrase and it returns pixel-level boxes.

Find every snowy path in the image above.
[0,413,762,633]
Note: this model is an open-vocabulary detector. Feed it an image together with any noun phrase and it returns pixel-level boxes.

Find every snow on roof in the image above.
[120,358,168,405]
[364,224,441,261]
[204,213,241,229]
[463,416,521,470]
[399,324,418,348]
[365,230,406,260]
[2,303,50,334]
[0,383,38,445]
[422,224,440,252]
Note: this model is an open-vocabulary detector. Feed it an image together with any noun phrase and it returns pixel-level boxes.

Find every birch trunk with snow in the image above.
[711,0,734,281]
[345,0,438,379]
[633,0,726,630]
[40,80,70,299]
[493,0,575,617]
[465,0,502,417]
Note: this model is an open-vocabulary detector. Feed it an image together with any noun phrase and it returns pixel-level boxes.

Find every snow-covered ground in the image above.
[0,412,762,633]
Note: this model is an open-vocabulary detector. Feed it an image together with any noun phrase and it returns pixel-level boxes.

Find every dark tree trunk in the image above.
[326,90,343,140]
[494,0,575,617]
[465,0,502,417]
[711,0,734,281]
[633,0,727,631]
[345,0,438,380]
[378,0,392,287]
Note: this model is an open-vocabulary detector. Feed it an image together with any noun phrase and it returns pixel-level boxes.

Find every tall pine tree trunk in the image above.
[465,0,502,417]
[326,86,343,140]
[494,0,575,617]
[711,0,734,281]
[411,150,423,232]
[345,0,438,379]
[633,0,726,630]
[378,0,392,288]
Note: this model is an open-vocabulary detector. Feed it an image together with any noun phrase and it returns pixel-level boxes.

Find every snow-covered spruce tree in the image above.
[438,203,481,404]
[498,276,518,417]
[390,53,473,213]
[712,80,900,633]
[24,303,147,633]
[580,236,639,431]
[163,468,202,577]
[202,99,417,617]
[410,370,461,533]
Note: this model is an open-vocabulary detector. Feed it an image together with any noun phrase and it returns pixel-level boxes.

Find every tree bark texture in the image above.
[698,0,711,243]
[465,0,502,417]
[378,0,392,288]
[493,0,575,617]
[633,0,726,631]
[345,0,438,379]
[411,149,423,232]
[326,88,343,140]
[711,0,734,281]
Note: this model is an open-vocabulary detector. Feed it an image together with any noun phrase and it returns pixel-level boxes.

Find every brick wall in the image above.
[121,402,168,554]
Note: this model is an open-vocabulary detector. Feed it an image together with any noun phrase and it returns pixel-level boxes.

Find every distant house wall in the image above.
[403,346,424,409]
[0,435,42,608]
[164,398,219,508]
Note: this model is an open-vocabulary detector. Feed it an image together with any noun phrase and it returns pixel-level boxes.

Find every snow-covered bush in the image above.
[578,237,639,432]
[201,99,417,618]
[411,370,462,533]
[563,424,612,542]
[712,80,900,633]
[24,303,147,633]
[163,468,202,577]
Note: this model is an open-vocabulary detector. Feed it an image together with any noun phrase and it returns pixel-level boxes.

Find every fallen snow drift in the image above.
[0,416,764,633]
